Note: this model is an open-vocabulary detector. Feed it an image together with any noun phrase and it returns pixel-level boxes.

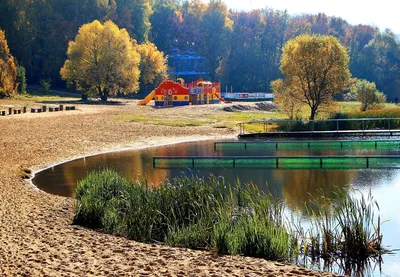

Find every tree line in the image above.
[0,0,399,99]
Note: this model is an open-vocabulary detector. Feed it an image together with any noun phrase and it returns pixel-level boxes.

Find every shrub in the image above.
[39,78,51,91]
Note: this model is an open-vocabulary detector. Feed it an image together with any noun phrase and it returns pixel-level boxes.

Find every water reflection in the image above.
[33,139,400,276]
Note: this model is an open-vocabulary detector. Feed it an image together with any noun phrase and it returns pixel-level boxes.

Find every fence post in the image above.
[336,120,339,131]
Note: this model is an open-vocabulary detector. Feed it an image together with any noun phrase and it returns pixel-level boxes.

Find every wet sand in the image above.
[0,99,341,276]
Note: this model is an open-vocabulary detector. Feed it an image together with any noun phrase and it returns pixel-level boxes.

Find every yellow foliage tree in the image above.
[136,42,167,92]
[60,20,140,101]
[351,79,386,111]
[280,35,351,120]
[0,29,17,97]
[271,79,302,119]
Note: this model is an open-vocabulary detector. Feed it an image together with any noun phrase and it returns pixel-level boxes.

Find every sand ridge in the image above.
[0,100,341,276]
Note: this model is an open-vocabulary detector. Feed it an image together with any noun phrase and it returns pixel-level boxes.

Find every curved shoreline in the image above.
[28,134,236,192]
[0,102,342,277]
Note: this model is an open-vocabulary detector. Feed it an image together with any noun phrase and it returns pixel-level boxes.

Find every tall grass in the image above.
[296,189,386,275]
[74,170,291,259]
[74,170,388,274]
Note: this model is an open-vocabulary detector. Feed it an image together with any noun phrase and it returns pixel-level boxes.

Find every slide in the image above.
[137,90,155,105]
[213,91,231,104]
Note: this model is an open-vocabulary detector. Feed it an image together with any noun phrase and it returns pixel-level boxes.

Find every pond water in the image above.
[33,139,400,276]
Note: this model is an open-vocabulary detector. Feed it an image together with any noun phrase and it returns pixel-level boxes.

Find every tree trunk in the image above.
[100,93,108,101]
[310,106,317,120]
[98,87,108,101]
[81,93,88,101]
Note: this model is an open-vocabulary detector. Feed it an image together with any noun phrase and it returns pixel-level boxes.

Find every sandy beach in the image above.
[0,99,341,276]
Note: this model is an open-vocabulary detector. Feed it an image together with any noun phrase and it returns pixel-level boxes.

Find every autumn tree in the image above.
[136,42,168,92]
[271,79,301,119]
[279,34,351,120]
[351,79,386,111]
[0,29,17,97]
[60,20,141,101]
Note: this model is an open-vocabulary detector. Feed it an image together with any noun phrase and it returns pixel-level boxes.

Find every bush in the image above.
[39,78,51,91]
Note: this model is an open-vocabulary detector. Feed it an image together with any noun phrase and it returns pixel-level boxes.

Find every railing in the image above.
[237,118,400,135]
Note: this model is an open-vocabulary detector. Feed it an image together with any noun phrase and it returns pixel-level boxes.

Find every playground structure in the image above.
[138,78,228,107]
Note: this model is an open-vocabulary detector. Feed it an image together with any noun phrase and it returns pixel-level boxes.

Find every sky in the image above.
[218,0,400,34]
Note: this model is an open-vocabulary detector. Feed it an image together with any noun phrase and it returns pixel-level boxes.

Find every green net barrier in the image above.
[153,158,194,168]
[214,140,400,150]
[194,158,234,168]
[367,157,400,169]
[153,156,400,169]
[234,158,277,168]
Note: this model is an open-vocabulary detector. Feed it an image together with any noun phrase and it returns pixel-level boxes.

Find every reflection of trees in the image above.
[60,158,87,197]
[278,169,359,212]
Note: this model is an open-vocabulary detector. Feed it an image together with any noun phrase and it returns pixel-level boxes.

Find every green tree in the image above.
[199,1,233,81]
[351,79,386,111]
[358,30,400,100]
[116,0,153,43]
[280,34,351,120]
[261,9,289,89]
[60,20,141,101]
[137,42,168,92]
[16,65,26,93]
[219,10,266,91]
[0,28,17,97]
[150,0,181,53]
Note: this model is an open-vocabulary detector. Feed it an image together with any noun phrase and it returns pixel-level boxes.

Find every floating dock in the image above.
[214,140,400,150]
[238,130,400,139]
[153,156,400,169]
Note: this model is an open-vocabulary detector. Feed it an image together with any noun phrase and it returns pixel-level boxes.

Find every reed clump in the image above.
[295,189,386,274]
[74,169,387,271]
[74,169,291,260]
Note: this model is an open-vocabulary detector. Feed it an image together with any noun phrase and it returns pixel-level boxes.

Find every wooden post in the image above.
[42,105,47,112]
[8,107,12,115]
[23,107,27,113]
[59,104,63,111]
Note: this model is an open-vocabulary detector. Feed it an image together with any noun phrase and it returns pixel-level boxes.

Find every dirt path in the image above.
[0,100,340,276]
